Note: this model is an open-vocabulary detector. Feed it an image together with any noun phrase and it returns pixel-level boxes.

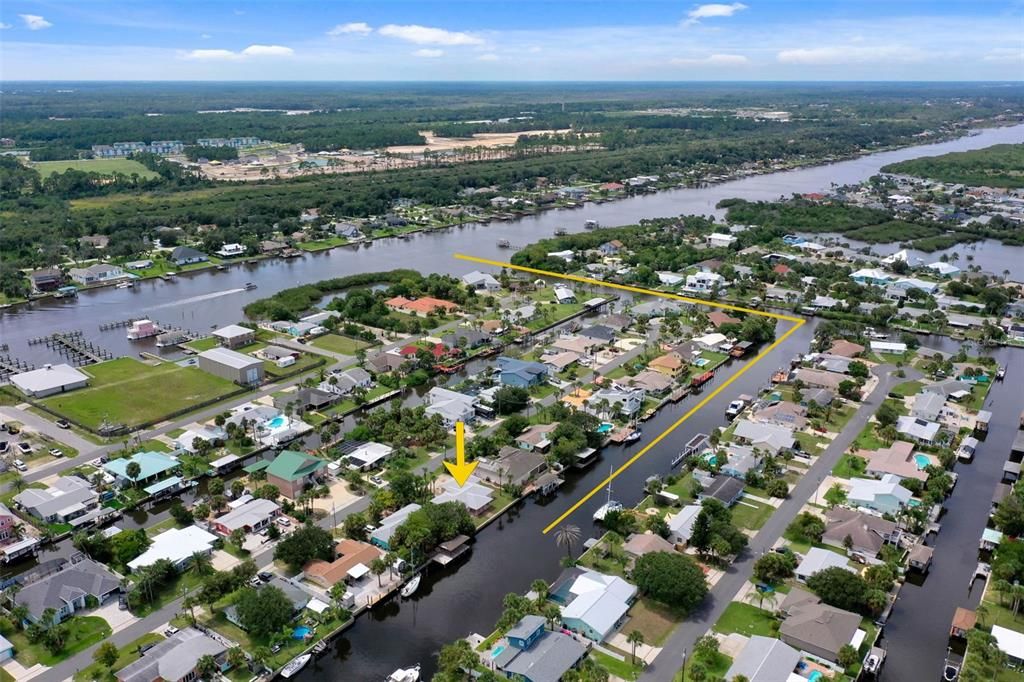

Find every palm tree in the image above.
[195,653,218,679]
[554,524,581,561]
[370,557,388,587]
[189,551,213,577]
[530,579,549,607]
[125,460,142,488]
[976,603,990,628]
[10,476,25,493]
[627,630,645,664]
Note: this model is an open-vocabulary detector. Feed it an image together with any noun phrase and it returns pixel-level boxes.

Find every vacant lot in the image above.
[309,333,372,355]
[33,158,160,180]
[40,357,239,429]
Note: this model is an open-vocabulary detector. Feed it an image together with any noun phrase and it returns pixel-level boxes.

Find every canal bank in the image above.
[2,124,1022,369]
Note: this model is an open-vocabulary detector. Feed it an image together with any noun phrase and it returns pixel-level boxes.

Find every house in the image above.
[15,558,120,624]
[173,425,227,453]
[896,416,941,444]
[0,635,11,663]
[823,508,898,556]
[516,424,558,452]
[553,285,576,303]
[598,240,624,256]
[384,295,460,317]
[860,441,929,482]
[850,268,893,286]
[10,363,89,398]
[322,367,374,396]
[910,392,946,422]
[848,474,913,514]
[115,627,227,682]
[666,505,702,546]
[497,356,549,388]
[792,367,844,391]
[656,272,685,286]
[870,340,908,354]
[750,401,807,430]
[197,347,264,385]
[79,234,110,249]
[732,419,796,454]
[586,387,645,419]
[0,503,17,545]
[698,476,745,507]
[829,339,865,358]
[211,498,280,536]
[779,588,862,663]
[622,533,676,559]
[275,387,337,415]
[803,388,835,407]
[795,547,854,583]
[693,332,728,351]
[626,370,674,395]
[684,271,725,293]
[492,615,587,682]
[441,329,491,350]
[103,450,180,487]
[29,267,64,293]
[543,351,581,374]
[169,246,207,266]
[226,577,309,630]
[707,311,740,328]
[990,625,1024,667]
[255,450,326,499]
[128,525,218,573]
[211,324,256,349]
[15,476,98,524]
[215,243,246,258]
[259,345,299,365]
[303,539,383,589]
[475,447,547,488]
[724,635,802,682]
[424,386,478,427]
[550,335,602,355]
[706,232,738,248]
[370,503,421,550]
[649,352,686,378]
[259,239,287,254]
[68,263,124,285]
[344,442,394,471]
[558,568,637,642]
[720,444,761,480]
[432,476,494,515]
[462,270,501,291]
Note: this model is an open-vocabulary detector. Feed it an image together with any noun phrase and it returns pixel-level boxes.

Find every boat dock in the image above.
[27,331,113,365]
[0,355,35,382]
[672,433,711,467]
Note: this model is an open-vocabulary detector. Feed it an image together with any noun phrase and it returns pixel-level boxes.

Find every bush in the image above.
[753,552,796,584]
[765,478,789,498]
[632,551,708,614]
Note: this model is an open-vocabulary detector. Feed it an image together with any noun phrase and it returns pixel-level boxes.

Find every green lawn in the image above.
[713,602,779,637]
[682,651,732,682]
[1,615,111,667]
[33,158,159,179]
[39,357,241,429]
[794,431,829,455]
[853,423,885,451]
[309,333,372,355]
[833,454,868,479]
[891,380,923,397]
[731,499,774,531]
[185,336,220,352]
[297,236,349,251]
[73,633,165,681]
[592,650,644,679]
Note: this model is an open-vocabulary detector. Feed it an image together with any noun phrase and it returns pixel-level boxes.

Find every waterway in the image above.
[1,123,1022,368]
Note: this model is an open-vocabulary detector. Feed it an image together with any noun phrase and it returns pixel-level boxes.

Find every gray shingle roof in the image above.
[116,627,226,682]
[16,559,120,621]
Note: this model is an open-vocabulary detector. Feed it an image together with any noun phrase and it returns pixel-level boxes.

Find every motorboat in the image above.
[244,282,258,290]
[725,395,751,420]
[400,574,421,598]
[997,365,1006,381]
[497,239,511,248]
[943,651,962,681]
[584,219,599,229]
[280,653,312,678]
[387,665,420,682]
[115,281,134,289]
[554,227,568,235]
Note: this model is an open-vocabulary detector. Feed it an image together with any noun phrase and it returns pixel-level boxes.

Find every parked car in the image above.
[49,448,63,457]
[258,571,273,582]
[13,460,27,472]
[16,442,32,455]
[163,626,179,637]
[55,419,71,429]
[248,577,262,587]
[274,517,291,528]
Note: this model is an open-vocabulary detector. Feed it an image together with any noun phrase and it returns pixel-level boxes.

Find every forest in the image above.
[881,143,1024,188]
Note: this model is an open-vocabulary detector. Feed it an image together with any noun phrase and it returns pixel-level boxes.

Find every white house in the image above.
[684,272,725,293]
[795,547,854,583]
[424,387,478,427]
[656,272,685,286]
[128,525,218,573]
[553,285,577,304]
[706,232,738,248]
[462,271,501,292]
[216,243,246,257]
[345,442,395,471]
[667,505,702,545]
[848,475,913,515]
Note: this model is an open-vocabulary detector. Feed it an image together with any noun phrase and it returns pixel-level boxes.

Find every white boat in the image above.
[280,653,311,678]
[115,281,134,289]
[387,665,420,682]
[399,574,421,598]
[584,219,599,229]
[623,429,642,443]
[593,467,622,521]
[725,398,747,420]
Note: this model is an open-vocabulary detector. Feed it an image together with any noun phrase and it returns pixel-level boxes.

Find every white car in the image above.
[163,626,179,637]
[274,517,291,527]
[13,460,27,472]
[49,448,63,458]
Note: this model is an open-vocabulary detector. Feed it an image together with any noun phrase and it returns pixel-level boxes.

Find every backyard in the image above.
[712,602,779,638]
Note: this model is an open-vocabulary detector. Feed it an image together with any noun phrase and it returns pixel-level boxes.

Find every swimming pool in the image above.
[292,626,312,640]
[913,453,933,470]
[596,422,614,434]
[267,415,287,429]
[808,671,823,682]
[702,452,718,466]
[490,645,506,659]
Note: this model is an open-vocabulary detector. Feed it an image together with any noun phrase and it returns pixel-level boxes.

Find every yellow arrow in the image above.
[443,421,478,487]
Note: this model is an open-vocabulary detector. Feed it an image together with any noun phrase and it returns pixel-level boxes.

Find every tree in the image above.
[370,557,388,587]
[233,586,295,637]
[837,644,859,668]
[273,523,334,570]
[343,511,370,541]
[788,512,825,542]
[632,551,707,613]
[753,552,796,585]
[189,551,214,577]
[876,400,899,428]
[93,641,119,669]
[193,502,211,521]
[848,361,869,379]
[765,478,789,498]
[169,502,194,526]
[806,567,871,614]
[554,524,581,561]
[195,654,219,679]
[824,483,847,508]
[627,630,645,664]
[493,385,531,415]
[125,461,142,487]
[208,477,225,496]
[230,528,247,549]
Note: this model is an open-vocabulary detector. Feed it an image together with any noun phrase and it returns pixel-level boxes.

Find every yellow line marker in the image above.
[453,252,806,534]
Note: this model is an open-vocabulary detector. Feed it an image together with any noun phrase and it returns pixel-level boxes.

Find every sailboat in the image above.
[593,466,622,521]
[400,574,421,598]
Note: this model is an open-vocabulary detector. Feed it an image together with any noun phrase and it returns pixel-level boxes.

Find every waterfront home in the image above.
[276,387,337,415]
[343,442,394,471]
[497,356,549,388]
[516,424,558,452]
[128,525,218,573]
[10,363,89,398]
[462,270,501,292]
[169,246,207,266]
[648,352,686,378]
[303,539,383,589]
[475,446,547,488]
[656,272,685,286]
[719,444,761,480]
[693,332,729,351]
[384,295,460,317]
[725,636,802,682]
[226,577,310,630]
[551,335,603,356]
[707,311,740,329]
[210,498,280,536]
[15,558,120,624]
[626,370,674,395]
[823,508,898,557]
[750,400,807,430]
[684,271,726,293]
[698,475,745,507]
[215,242,246,258]
[543,351,581,374]
[622,533,676,560]
[577,325,617,345]
[553,285,576,304]
[174,424,227,453]
[441,328,491,350]
[850,268,893,286]
[795,547,854,583]
[599,240,624,256]
[556,568,637,642]
[115,627,227,682]
[779,588,863,664]
[492,615,587,682]
[666,505,702,546]
[333,222,363,239]
[792,367,845,391]
[848,475,913,514]
[247,450,326,499]
[425,386,478,427]
[14,476,98,524]
[103,450,180,487]
[706,232,738,248]
[829,339,865,358]
[320,367,374,397]
[68,263,124,285]
[585,387,645,419]
[432,476,494,516]
[895,416,941,444]
[870,340,908,354]
[197,347,265,385]
[732,419,795,454]
[211,324,256,349]
[990,626,1024,667]
[859,441,929,482]
[911,392,947,422]
[370,503,422,550]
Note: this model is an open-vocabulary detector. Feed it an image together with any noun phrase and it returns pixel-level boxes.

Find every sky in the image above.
[1,0,1022,81]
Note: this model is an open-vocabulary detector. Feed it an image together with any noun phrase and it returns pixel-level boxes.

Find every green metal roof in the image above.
[266,450,326,482]
[243,460,270,474]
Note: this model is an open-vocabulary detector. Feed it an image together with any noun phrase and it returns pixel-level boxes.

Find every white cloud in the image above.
[670,53,749,66]
[200,33,212,39]
[684,3,747,26]
[983,47,1023,63]
[241,44,294,57]
[477,53,499,61]
[379,24,483,46]
[0,23,11,30]
[19,14,52,30]
[184,49,237,60]
[413,48,445,58]
[183,44,293,60]
[328,22,372,36]
[777,45,928,65]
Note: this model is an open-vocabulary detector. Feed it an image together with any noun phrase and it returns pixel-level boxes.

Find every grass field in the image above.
[40,357,240,429]
[712,602,779,637]
[33,158,159,180]
[309,333,372,355]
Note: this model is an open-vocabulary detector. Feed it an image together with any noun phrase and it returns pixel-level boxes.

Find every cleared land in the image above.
[386,128,572,154]
[32,158,159,180]
[40,357,239,429]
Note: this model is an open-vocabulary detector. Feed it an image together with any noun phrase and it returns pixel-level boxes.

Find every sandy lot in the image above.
[386,129,572,154]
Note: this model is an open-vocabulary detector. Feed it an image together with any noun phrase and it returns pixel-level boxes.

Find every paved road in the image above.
[0,407,97,455]
[640,363,916,682]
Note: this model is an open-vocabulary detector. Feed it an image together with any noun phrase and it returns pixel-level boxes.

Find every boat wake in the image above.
[143,288,246,311]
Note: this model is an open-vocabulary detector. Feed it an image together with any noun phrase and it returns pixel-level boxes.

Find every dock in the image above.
[671,433,710,467]
[28,331,113,365]
[0,355,35,382]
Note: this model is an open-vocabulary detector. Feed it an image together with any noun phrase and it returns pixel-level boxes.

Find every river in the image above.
[1,123,1022,368]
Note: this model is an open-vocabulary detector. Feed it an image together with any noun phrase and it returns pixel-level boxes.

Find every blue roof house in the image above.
[498,357,549,388]
[103,450,181,487]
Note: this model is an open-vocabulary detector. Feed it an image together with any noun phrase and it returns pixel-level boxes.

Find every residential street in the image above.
[639,363,917,682]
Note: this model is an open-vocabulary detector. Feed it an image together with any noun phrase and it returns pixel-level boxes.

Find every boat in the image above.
[725,394,752,420]
[244,282,257,290]
[593,466,623,521]
[584,219,599,229]
[115,281,134,289]
[387,665,420,682]
[623,428,642,443]
[280,653,312,679]
[215,264,226,271]
[997,365,1006,381]
[311,640,327,655]
[943,651,962,681]
[400,574,421,598]
[496,239,511,248]
[554,227,568,235]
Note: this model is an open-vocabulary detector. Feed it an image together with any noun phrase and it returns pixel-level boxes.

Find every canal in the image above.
[2,123,1022,368]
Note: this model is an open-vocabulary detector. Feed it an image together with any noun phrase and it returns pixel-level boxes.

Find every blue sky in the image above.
[1,1,1021,80]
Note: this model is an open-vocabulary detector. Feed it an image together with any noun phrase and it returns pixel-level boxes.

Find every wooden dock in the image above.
[0,355,35,381]
[28,331,112,365]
